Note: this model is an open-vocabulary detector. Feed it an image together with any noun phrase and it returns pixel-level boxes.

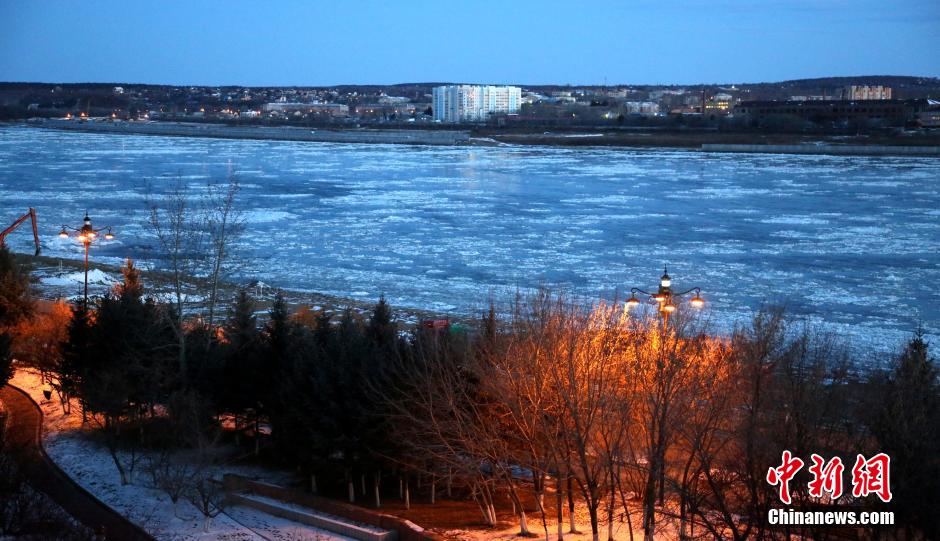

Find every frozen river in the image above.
[2,126,938,357]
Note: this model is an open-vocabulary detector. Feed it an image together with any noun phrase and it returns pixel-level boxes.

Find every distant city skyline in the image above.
[1,0,938,87]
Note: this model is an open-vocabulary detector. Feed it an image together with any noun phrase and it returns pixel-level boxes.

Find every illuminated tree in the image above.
[11,300,71,403]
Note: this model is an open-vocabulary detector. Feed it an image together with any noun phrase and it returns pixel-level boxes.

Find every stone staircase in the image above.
[227,489,396,541]
[223,474,440,541]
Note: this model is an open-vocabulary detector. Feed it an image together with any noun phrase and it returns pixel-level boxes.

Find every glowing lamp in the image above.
[653,293,667,303]
[58,228,69,239]
[104,231,114,240]
[690,295,705,308]
[77,234,87,242]
[662,302,676,314]
[626,296,641,310]
[87,231,97,239]
[660,265,672,287]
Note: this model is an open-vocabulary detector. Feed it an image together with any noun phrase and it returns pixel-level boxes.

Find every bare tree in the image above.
[174,389,227,532]
[147,176,206,376]
[491,293,640,541]
[626,310,714,541]
[148,450,192,518]
[204,177,245,335]
[668,333,735,541]
[146,174,245,373]
[374,328,503,528]
[649,310,916,541]
[187,474,225,532]
[10,302,72,412]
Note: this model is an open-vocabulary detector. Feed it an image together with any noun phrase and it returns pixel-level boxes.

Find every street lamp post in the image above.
[59,212,115,308]
[625,265,704,324]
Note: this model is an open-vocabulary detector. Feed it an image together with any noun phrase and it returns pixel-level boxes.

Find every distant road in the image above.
[0,384,154,541]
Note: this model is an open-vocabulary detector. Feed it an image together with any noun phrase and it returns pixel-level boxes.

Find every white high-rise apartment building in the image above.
[432,85,522,122]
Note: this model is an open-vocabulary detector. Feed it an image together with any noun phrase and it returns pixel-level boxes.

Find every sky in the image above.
[1,0,938,87]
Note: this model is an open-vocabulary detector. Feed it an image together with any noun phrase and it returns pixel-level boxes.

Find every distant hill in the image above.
[762,75,939,87]
[735,76,940,99]
[516,76,940,100]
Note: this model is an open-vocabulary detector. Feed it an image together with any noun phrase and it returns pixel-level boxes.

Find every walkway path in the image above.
[0,384,154,541]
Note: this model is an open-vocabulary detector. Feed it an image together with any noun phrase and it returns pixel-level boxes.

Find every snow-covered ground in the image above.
[8,368,354,541]
[2,126,938,360]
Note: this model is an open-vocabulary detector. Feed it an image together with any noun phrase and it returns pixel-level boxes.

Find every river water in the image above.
[2,126,938,358]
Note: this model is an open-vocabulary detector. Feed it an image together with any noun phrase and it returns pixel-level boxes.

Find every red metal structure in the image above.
[0,207,40,256]
[420,318,451,330]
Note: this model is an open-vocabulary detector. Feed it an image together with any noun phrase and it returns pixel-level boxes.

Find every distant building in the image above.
[649,89,686,100]
[704,93,736,115]
[734,99,923,125]
[432,85,522,122]
[377,96,410,105]
[917,108,940,128]
[789,95,828,101]
[262,102,349,116]
[522,92,548,104]
[623,101,660,114]
[113,86,124,95]
[842,85,892,100]
[354,102,423,118]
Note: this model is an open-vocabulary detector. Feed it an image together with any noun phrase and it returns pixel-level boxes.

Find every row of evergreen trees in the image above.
[50,257,437,499]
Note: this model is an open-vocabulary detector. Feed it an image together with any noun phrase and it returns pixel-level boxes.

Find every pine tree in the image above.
[367,295,396,350]
[264,290,298,450]
[0,331,12,386]
[265,290,291,368]
[220,289,263,426]
[864,330,939,539]
[184,321,224,403]
[314,310,332,348]
[115,258,143,300]
[479,301,498,357]
[227,289,257,348]
[83,262,151,417]
[59,301,93,416]
[0,245,32,327]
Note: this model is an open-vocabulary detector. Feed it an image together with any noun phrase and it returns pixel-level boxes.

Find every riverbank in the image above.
[26,118,471,146]
[15,253,469,330]
[702,143,940,156]
[483,128,940,155]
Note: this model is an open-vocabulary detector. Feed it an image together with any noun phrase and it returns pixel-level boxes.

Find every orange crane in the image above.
[0,207,41,256]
